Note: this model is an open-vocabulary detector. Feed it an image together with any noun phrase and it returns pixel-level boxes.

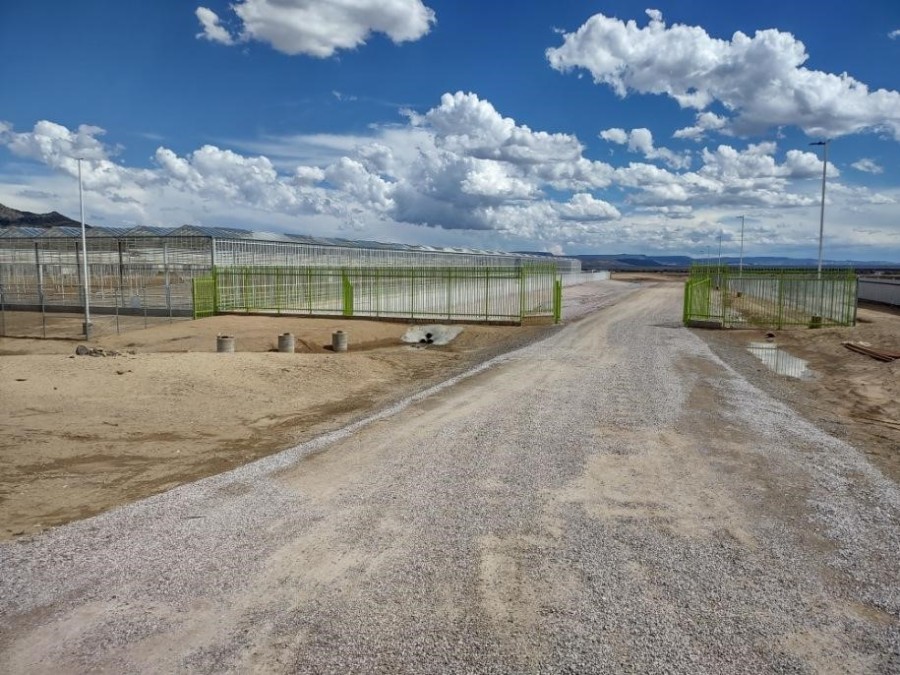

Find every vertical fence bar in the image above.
[275,267,283,315]
[518,266,526,322]
[411,267,416,320]
[553,278,562,324]
[376,267,382,317]
[483,267,490,321]
[242,267,249,312]
[776,270,785,329]
[342,270,353,317]
[164,242,172,321]
[446,267,452,320]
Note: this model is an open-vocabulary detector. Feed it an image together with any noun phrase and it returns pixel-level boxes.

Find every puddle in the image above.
[748,342,814,379]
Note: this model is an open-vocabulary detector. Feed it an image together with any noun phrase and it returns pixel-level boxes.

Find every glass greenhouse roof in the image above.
[0,222,567,260]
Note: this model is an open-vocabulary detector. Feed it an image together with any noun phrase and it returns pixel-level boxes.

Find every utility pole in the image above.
[738,215,745,278]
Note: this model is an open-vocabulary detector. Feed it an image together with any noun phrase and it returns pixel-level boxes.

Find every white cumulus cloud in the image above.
[411,92,585,165]
[196,0,436,57]
[601,127,691,169]
[2,93,895,255]
[195,7,234,45]
[555,193,620,221]
[851,158,883,174]
[673,112,728,141]
[889,29,900,39]
[599,128,628,145]
[547,9,900,140]
[294,165,326,183]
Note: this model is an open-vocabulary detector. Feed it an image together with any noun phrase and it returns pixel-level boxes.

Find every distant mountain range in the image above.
[569,253,900,271]
[0,203,84,229]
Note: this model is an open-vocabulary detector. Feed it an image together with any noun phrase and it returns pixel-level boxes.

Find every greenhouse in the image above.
[0,225,581,326]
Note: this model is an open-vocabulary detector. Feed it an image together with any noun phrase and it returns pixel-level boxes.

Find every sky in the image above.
[1,1,899,261]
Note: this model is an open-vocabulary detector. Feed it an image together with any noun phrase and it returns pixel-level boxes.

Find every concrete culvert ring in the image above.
[402,325,464,346]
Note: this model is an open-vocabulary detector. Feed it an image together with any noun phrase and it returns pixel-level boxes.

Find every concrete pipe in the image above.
[277,332,295,353]
[216,335,236,353]
[332,330,348,353]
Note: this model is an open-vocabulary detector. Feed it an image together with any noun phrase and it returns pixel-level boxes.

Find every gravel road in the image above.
[1,282,898,673]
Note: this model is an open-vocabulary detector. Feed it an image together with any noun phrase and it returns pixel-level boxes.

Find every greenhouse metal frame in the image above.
[0,225,581,328]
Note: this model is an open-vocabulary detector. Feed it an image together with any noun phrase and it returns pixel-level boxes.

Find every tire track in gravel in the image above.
[1,284,897,674]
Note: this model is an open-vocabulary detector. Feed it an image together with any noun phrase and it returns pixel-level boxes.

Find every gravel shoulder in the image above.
[1,283,897,673]
[694,303,900,482]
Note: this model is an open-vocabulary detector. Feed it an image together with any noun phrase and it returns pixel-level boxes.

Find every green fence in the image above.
[683,266,857,328]
[193,265,561,323]
[191,275,217,318]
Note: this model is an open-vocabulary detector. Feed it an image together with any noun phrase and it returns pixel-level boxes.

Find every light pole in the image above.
[810,140,830,278]
[717,229,723,268]
[77,158,92,338]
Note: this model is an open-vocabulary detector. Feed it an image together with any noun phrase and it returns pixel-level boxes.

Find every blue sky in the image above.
[1,1,899,261]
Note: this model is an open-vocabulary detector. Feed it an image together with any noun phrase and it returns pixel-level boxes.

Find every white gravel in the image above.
[1,281,897,674]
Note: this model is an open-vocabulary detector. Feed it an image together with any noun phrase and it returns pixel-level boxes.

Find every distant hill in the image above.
[575,254,693,270]
[0,202,84,229]
[574,253,900,271]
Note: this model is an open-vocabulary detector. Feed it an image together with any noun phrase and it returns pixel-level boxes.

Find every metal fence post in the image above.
[484,267,490,321]
[164,241,172,320]
[341,270,354,317]
[776,270,785,329]
[553,278,562,324]
[34,242,46,338]
[446,267,452,320]
[275,266,283,315]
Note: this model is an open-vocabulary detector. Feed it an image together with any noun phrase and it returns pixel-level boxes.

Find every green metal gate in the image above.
[191,274,217,318]
[194,265,562,324]
[683,265,857,328]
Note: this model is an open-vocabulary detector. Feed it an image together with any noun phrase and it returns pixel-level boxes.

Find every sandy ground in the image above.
[0,313,552,539]
[1,282,897,541]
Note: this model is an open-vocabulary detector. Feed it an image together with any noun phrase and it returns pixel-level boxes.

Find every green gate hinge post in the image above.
[342,271,354,317]
[553,278,562,324]
[212,267,219,315]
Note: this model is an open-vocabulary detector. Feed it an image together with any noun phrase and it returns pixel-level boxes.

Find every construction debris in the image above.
[75,345,127,357]
[842,342,900,362]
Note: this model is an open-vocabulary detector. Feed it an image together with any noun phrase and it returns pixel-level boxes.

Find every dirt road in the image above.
[1,285,897,673]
